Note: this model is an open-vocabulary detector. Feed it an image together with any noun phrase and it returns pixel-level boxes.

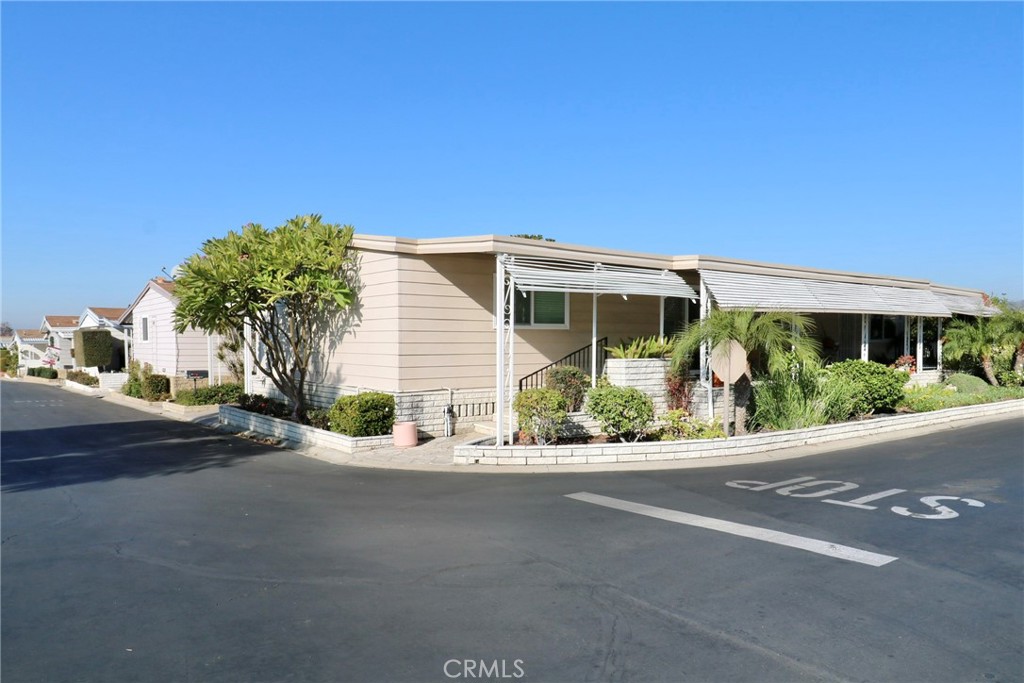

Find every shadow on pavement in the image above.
[1,420,271,493]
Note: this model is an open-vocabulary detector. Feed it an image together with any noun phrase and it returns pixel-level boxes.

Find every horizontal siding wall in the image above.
[396,253,663,391]
[397,253,496,390]
[312,250,401,392]
[132,289,178,375]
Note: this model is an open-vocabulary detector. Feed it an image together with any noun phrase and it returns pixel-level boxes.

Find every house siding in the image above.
[132,288,178,375]
[315,251,402,391]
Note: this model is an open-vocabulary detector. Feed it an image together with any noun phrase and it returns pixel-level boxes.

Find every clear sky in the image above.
[2,1,1021,329]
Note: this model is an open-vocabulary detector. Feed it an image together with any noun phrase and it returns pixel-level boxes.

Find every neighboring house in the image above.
[39,315,79,369]
[119,278,231,392]
[0,335,13,349]
[245,234,998,438]
[77,306,129,370]
[13,329,49,372]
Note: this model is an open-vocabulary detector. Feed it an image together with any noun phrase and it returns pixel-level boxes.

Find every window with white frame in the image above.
[507,290,569,328]
[141,317,149,342]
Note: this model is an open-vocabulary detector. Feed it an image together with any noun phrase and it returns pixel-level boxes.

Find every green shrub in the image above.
[238,393,292,418]
[752,364,857,431]
[997,370,1024,388]
[73,329,114,368]
[586,385,654,442]
[141,374,170,401]
[329,392,396,437]
[606,336,674,359]
[122,360,145,397]
[827,360,908,415]
[944,372,991,394]
[901,384,1024,412]
[66,370,99,387]
[306,409,331,431]
[31,367,58,379]
[545,366,590,412]
[0,347,17,374]
[174,382,244,406]
[657,409,726,440]
[512,388,568,445]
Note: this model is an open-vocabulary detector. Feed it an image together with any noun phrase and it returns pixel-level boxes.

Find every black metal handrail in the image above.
[518,338,608,391]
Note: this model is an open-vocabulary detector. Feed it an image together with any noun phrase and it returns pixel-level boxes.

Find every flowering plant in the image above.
[892,355,916,373]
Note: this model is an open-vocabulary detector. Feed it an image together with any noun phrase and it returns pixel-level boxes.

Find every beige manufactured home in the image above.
[245,234,995,437]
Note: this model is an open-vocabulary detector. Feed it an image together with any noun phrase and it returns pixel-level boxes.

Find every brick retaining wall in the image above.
[453,400,1024,466]
[219,405,393,454]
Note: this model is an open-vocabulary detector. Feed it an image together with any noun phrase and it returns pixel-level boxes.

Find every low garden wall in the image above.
[453,399,1024,466]
[219,405,393,455]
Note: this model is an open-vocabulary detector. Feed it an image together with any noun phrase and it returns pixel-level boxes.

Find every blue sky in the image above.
[3,2,1021,329]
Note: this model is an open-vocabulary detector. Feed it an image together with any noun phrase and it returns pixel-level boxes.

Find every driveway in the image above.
[2,380,1021,682]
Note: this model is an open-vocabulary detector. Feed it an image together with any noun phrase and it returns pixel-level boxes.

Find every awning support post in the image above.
[591,292,598,386]
[700,279,713,421]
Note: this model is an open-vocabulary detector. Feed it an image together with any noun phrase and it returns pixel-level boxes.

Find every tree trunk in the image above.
[981,356,999,386]
[1015,344,1024,375]
[733,374,753,435]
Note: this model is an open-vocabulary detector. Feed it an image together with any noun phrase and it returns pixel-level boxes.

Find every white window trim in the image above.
[140,317,150,342]
[515,290,570,329]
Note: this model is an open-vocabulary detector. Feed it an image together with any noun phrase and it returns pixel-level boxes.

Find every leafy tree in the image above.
[173,215,356,422]
[942,315,1003,386]
[0,322,13,337]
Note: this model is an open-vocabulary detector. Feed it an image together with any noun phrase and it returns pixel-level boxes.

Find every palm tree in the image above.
[670,308,821,377]
[993,306,1024,376]
[941,316,1002,386]
[671,308,821,435]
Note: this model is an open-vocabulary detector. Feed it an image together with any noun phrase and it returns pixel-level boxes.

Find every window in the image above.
[141,317,149,342]
[661,297,696,337]
[508,290,569,328]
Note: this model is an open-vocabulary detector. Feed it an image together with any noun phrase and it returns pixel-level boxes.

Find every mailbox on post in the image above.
[185,370,209,391]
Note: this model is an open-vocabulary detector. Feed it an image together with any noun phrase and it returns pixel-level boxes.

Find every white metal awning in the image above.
[502,255,698,299]
[699,270,952,317]
[934,292,1001,317]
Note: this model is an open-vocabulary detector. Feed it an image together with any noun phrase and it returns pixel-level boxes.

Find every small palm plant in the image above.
[942,316,1003,386]
[670,308,821,378]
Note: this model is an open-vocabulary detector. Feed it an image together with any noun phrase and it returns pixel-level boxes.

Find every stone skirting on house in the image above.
[452,399,1024,466]
[259,379,497,437]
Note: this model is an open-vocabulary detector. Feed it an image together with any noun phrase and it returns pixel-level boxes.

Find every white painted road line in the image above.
[565,492,899,567]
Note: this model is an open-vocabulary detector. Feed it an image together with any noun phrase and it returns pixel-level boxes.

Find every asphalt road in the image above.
[2,380,1021,683]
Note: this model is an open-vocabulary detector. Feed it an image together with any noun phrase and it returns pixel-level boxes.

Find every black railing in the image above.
[519,338,608,391]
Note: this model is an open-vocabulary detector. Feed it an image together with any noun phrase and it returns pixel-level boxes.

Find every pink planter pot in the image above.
[393,421,418,448]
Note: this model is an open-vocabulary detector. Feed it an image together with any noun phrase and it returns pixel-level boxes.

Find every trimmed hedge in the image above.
[827,360,908,415]
[586,385,655,442]
[944,373,989,394]
[513,388,568,445]
[174,382,244,406]
[73,329,114,368]
[66,370,99,387]
[328,392,396,437]
[141,374,170,401]
[28,367,58,379]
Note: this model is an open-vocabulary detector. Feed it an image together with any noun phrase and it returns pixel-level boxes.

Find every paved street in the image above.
[2,380,1021,682]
